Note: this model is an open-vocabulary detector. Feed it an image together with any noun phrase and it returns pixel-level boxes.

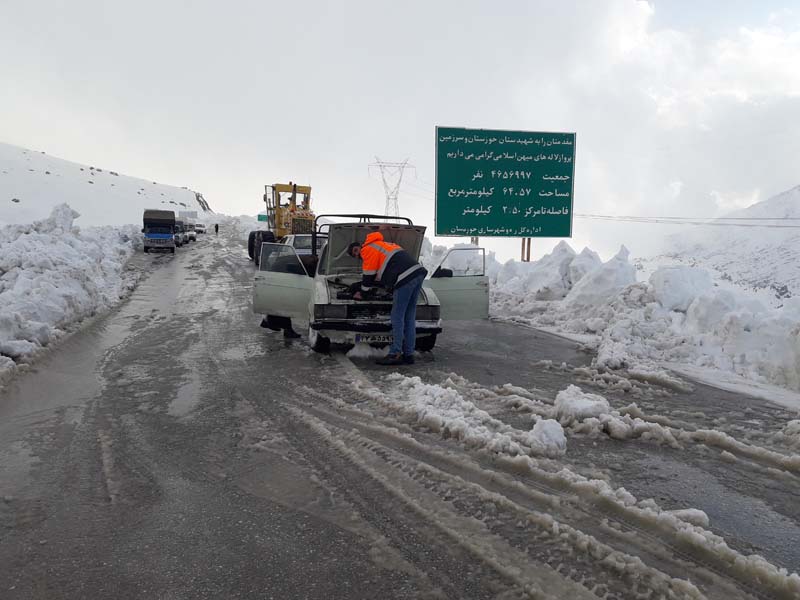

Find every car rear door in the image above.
[253,243,313,321]
[423,248,489,320]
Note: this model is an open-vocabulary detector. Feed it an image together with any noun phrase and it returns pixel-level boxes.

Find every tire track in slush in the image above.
[323,354,797,600]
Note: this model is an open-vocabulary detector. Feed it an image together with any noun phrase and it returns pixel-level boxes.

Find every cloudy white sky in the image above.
[2,0,799,260]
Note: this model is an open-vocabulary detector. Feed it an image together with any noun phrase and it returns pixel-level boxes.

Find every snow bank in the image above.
[485,235,800,393]
[0,204,139,379]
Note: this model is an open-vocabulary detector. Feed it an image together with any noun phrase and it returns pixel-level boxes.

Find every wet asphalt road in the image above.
[1,230,799,599]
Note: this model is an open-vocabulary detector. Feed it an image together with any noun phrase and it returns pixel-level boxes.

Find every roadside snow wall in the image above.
[0,204,140,379]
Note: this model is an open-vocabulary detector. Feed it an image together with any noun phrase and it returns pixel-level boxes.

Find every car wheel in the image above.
[247,231,257,259]
[170,247,176,254]
[415,334,437,352]
[309,327,330,353]
[144,247,149,253]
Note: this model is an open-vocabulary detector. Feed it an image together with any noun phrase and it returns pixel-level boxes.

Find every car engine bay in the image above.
[327,277,394,301]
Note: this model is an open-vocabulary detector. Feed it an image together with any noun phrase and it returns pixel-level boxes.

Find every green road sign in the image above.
[435,126,575,237]
[257,213,268,222]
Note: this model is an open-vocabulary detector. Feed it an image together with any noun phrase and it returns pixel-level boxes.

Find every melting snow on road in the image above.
[382,373,567,458]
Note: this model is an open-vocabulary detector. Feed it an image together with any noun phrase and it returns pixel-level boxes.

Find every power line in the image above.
[396,183,800,228]
[576,213,800,221]
[369,157,415,216]
[576,214,800,228]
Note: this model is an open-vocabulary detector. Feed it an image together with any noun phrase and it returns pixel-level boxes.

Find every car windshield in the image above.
[145,226,172,234]
[319,223,426,275]
[292,234,326,250]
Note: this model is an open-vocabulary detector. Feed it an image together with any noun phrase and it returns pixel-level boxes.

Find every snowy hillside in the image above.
[645,185,800,302]
[0,142,212,226]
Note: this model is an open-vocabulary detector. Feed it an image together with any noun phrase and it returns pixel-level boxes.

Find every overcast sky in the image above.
[2,0,799,261]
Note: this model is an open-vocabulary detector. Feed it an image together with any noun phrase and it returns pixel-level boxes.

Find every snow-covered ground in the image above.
[0,143,213,384]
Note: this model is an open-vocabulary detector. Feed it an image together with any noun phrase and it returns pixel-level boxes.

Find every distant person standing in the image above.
[214,223,219,235]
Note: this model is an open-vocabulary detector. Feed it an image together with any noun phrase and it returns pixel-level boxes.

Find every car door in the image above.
[253,243,313,321]
[423,248,489,320]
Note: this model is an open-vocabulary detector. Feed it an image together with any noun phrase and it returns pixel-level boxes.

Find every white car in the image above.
[280,233,327,256]
[195,223,206,234]
[253,215,488,352]
[187,224,197,242]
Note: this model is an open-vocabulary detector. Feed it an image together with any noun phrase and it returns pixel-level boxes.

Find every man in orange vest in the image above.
[348,231,428,365]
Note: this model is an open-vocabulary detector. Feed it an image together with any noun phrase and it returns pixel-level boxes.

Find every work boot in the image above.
[403,354,415,365]
[283,328,301,339]
[376,353,404,366]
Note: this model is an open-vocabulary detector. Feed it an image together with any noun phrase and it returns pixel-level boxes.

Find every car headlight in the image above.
[314,304,347,319]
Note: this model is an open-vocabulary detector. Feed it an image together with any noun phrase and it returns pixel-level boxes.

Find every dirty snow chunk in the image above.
[596,339,629,370]
[530,419,566,454]
[667,508,710,528]
[346,343,387,359]
[784,420,800,449]
[650,266,713,312]
[554,385,611,423]
[384,374,566,457]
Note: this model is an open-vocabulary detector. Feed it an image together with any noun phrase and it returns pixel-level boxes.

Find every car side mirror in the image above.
[141,228,144,233]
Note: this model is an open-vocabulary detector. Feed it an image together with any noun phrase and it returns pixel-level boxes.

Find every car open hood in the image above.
[321,223,426,275]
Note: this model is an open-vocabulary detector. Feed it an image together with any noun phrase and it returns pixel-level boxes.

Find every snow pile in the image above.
[0,142,210,227]
[650,266,713,312]
[562,246,637,310]
[495,241,576,300]
[488,235,800,392]
[0,204,139,378]
[384,374,566,457]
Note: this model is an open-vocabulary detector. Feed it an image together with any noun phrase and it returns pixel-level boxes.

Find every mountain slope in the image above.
[648,185,800,302]
[0,142,211,226]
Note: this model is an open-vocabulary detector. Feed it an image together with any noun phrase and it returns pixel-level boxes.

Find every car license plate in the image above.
[355,334,392,343]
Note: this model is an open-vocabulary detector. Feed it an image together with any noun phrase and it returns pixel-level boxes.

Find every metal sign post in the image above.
[435,126,575,238]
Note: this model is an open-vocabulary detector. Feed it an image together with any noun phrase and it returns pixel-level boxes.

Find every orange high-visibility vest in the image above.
[361,231,401,283]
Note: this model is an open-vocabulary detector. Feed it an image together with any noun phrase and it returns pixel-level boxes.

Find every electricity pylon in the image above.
[369,157,415,216]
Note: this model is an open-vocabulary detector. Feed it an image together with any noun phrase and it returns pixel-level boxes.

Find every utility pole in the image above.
[369,157,415,217]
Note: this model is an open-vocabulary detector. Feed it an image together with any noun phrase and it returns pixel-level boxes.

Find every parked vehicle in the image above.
[175,220,190,246]
[187,223,197,242]
[142,209,176,254]
[280,233,327,256]
[252,214,489,352]
[251,230,276,266]
[195,223,206,234]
